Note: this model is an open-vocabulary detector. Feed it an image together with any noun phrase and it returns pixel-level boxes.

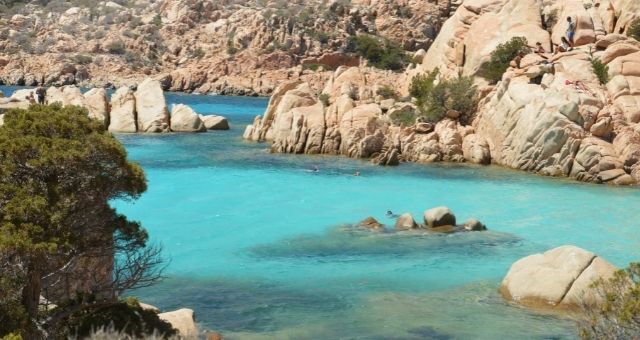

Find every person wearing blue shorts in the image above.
[566,17,576,47]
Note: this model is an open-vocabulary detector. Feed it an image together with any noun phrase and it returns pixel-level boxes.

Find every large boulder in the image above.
[134,78,170,132]
[200,115,229,130]
[358,216,383,230]
[158,308,198,338]
[500,245,617,309]
[170,104,206,132]
[83,88,109,123]
[108,87,137,133]
[423,206,456,229]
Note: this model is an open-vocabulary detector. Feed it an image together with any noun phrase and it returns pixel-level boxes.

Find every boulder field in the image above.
[244,0,640,185]
[500,245,617,309]
[0,78,229,133]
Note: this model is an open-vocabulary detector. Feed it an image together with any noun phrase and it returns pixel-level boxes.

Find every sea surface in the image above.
[3,86,640,339]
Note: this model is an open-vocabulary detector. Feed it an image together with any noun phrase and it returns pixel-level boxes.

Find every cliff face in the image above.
[244,0,640,185]
[0,0,448,95]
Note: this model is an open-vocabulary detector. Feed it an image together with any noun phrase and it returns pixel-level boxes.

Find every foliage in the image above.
[376,85,399,100]
[579,263,640,339]
[544,9,558,32]
[627,20,640,41]
[409,69,478,124]
[347,34,407,71]
[106,40,126,54]
[481,36,529,84]
[318,93,330,106]
[191,47,205,59]
[57,298,176,339]
[152,15,162,27]
[588,47,609,84]
[73,54,93,65]
[389,108,416,126]
[0,104,165,338]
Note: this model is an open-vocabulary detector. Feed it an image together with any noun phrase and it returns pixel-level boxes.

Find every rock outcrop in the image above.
[4,79,229,134]
[423,206,456,229]
[243,0,640,186]
[158,308,198,338]
[500,245,617,309]
[170,104,206,132]
[135,78,170,132]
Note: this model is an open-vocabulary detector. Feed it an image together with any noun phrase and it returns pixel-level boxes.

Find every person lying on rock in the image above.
[26,92,36,104]
[554,37,573,55]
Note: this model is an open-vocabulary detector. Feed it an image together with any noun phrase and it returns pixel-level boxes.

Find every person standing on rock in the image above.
[35,86,46,105]
[566,17,576,47]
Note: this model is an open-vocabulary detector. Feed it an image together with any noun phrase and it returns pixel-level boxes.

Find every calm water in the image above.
[3,86,640,339]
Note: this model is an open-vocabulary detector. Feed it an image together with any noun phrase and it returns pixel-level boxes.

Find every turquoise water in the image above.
[3,87,640,339]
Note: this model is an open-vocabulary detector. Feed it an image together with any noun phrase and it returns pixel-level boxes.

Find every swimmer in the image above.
[354,171,360,176]
[386,210,399,218]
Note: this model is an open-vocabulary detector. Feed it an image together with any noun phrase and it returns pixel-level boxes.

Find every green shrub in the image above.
[55,298,176,339]
[376,85,399,100]
[192,47,205,59]
[106,40,126,54]
[319,93,330,106]
[73,54,93,65]
[627,20,640,41]
[578,263,640,339]
[389,108,416,126]
[348,34,407,71]
[409,70,478,124]
[152,14,162,27]
[589,47,609,84]
[481,36,529,84]
[544,9,558,32]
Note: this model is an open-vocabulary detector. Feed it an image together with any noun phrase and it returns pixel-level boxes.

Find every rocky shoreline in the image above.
[244,0,640,186]
[0,78,229,133]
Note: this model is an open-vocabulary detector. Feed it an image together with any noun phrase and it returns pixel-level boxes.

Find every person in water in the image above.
[386,210,399,218]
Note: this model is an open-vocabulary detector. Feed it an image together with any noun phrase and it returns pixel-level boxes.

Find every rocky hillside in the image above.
[0,0,449,95]
[244,0,640,185]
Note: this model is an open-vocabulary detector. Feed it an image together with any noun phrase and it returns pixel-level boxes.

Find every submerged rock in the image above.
[500,245,617,309]
[358,216,383,230]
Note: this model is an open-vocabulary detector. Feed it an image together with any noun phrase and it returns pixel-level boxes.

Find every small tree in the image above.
[0,104,166,338]
[588,47,609,85]
[579,263,640,339]
[409,69,478,124]
[482,36,529,84]
[626,20,640,41]
[349,34,407,71]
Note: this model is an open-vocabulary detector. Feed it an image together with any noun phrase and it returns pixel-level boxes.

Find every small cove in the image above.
[3,86,639,339]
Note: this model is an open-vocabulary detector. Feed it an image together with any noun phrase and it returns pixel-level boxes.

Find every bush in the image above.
[409,70,478,124]
[376,85,399,100]
[319,93,330,106]
[55,298,176,339]
[481,36,529,84]
[578,263,640,339]
[348,34,407,71]
[627,20,640,41]
[73,54,93,65]
[191,47,205,59]
[389,108,416,126]
[589,47,609,84]
[106,40,126,54]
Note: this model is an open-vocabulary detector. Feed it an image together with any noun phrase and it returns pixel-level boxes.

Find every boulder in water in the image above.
[463,219,486,231]
[200,114,229,130]
[108,87,137,133]
[170,104,206,132]
[134,78,170,132]
[359,216,383,230]
[423,206,456,229]
[394,213,418,230]
[500,245,617,309]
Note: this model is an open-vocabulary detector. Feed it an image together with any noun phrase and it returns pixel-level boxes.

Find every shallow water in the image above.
[3,86,640,339]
